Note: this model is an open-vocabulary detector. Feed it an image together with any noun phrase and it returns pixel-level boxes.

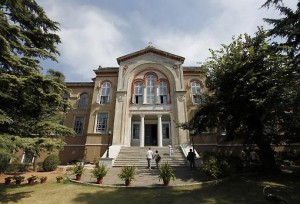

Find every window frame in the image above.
[98,82,111,105]
[159,81,168,104]
[146,74,156,104]
[78,93,89,109]
[73,115,85,135]
[95,112,109,133]
[132,122,140,139]
[133,81,143,104]
[191,81,201,104]
[162,122,171,139]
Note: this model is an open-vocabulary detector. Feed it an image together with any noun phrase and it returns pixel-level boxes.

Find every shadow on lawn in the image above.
[0,187,33,203]
[72,172,300,204]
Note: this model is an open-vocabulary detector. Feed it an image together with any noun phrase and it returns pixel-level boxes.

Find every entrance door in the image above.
[145,124,157,146]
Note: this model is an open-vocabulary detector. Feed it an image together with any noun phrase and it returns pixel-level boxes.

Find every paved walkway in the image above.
[70,166,207,187]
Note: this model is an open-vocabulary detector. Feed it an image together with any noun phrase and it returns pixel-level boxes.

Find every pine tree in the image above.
[0,0,75,167]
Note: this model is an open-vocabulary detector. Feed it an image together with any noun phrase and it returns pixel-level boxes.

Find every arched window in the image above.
[191,81,201,104]
[78,93,88,109]
[133,81,143,104]
[97,82,111,104]
[146,74,156,104]
[159,81,168,104]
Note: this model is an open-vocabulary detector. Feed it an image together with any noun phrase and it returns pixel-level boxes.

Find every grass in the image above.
[0,172,299,204]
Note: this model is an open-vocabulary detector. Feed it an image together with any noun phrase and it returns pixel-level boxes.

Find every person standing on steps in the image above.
[154,150,161,169]
[146,147,154,170]
[187,149,196,169]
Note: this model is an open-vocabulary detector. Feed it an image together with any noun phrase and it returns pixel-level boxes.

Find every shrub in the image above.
[158,162,176,182]
[43,154,60,171]
[0,155,10,173]
[118,166,136,182]
[72,162,85,176]
[201,152,230,179]
[91,163,108,179]
[18,163,29,172]
[5,161,29,173]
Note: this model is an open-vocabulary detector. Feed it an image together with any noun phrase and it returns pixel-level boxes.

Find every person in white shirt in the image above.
[146,147,154,170]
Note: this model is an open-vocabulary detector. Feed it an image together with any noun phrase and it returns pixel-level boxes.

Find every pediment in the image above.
[117,46,185,65]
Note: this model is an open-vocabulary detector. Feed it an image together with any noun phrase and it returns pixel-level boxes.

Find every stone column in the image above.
[127,114,132,146]
[157,114,163,147]
[140,114,145,147]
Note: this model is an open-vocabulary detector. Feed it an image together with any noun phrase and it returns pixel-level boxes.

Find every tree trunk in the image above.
[256,142,280,174]
[33,156,38,171]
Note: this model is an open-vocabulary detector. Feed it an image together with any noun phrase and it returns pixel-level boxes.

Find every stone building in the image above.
[59,46,208,164]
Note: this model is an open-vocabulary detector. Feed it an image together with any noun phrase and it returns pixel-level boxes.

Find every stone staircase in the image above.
[113,146,188,167]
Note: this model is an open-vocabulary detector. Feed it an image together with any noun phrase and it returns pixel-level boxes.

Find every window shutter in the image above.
[167,94,170,103]
[107,95,110,103]
[132,95,135,104]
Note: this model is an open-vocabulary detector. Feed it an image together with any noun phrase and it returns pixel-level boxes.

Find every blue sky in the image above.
[36,0,298,82]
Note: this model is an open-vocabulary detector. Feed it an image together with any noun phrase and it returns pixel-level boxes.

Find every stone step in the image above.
[113,146,188,167]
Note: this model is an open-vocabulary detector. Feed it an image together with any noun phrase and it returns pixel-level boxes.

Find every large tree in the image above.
[182,28,300,173]
[0,0,74,167]
[263,0,300,64]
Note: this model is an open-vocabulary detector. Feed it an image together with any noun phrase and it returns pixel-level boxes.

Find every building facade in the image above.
[60,46,207,164]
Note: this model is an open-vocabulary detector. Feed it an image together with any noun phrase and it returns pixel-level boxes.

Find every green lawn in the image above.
[0,173,299,204]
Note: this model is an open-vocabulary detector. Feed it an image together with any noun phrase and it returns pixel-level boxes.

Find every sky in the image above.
[36,0,298,82]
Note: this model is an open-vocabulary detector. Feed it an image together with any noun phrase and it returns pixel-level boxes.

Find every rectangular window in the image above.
[74,116,85,135]
[162,123,170,139]
[132,124,140,139]
[96,113,108,133]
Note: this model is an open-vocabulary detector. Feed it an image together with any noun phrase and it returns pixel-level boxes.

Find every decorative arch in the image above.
[130,69,172,104]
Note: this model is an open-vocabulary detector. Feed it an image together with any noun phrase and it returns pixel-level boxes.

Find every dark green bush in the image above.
[201,152,230,179]
[0,155,10,173]
[5,161,29,173]
[43,154,60,171]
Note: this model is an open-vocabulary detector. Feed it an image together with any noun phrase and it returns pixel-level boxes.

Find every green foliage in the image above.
[181,28,299,172]
[5,176,12,181]
[56,175,64,183]
[72,163,85,176]
[158,162,176,182]
[0,155,10,173]
[27,175,38,181]
[0,0,75,160]
[91,163,108,179]
[18,163,30,172]
[201,152,230,179]
[40,176,47,181]
[263,0,300,63]
[5,161,29,173]
[43,154,60,172]
[118,166,136,182]
[13,175,25,181]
